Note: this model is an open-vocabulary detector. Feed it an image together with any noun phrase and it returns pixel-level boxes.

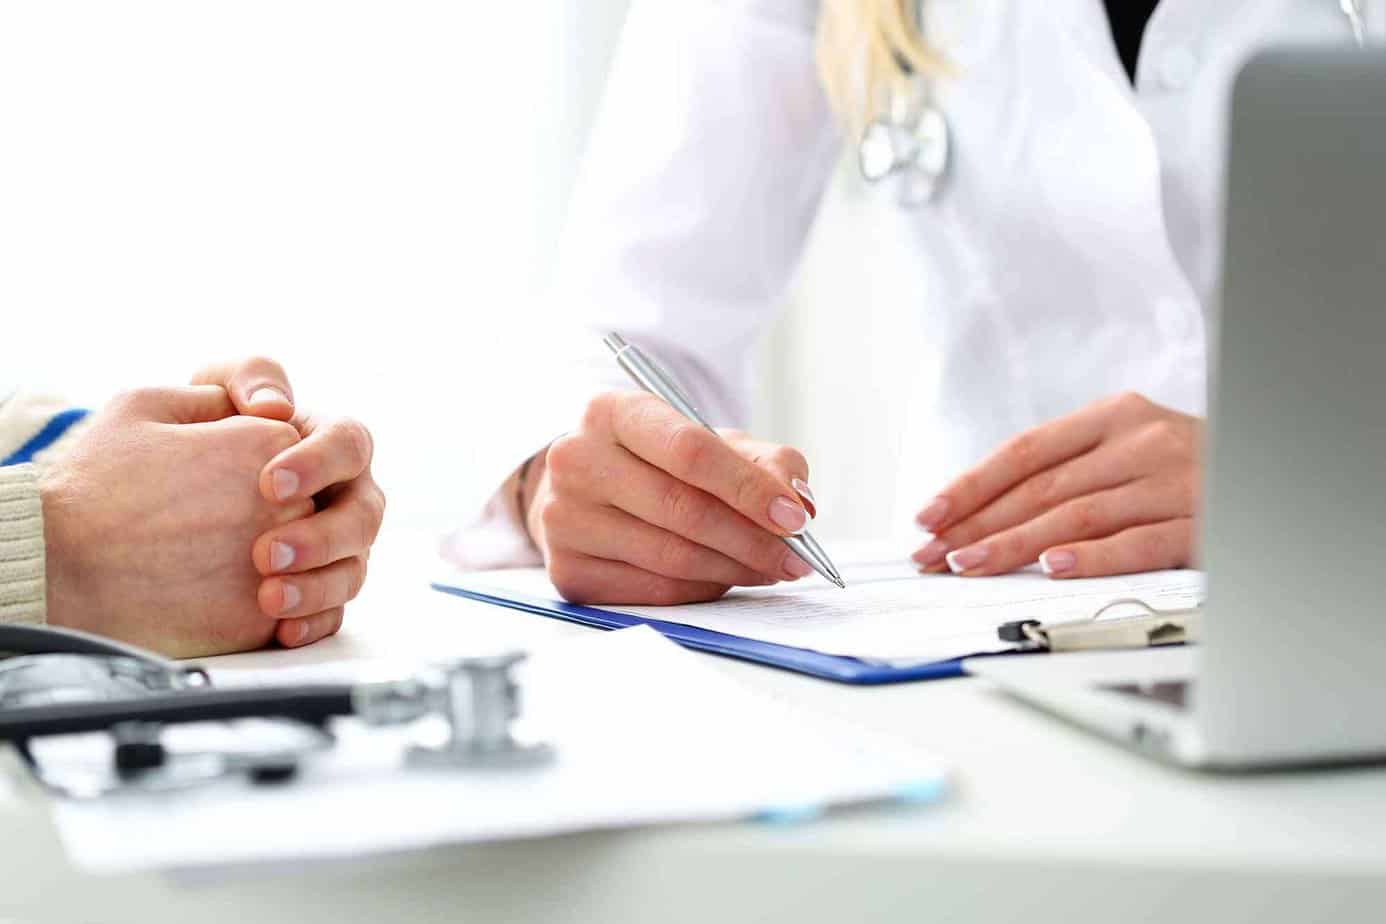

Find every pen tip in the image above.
[834,577,847,589]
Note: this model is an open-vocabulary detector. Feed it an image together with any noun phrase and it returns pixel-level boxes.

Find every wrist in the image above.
[517,451,547,543]
[37,468,81,630]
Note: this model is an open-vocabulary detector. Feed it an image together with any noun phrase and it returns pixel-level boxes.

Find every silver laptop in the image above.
[969,47,1386,770]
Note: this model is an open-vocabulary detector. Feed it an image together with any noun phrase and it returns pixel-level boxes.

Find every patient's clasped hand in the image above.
[21,357,384,657]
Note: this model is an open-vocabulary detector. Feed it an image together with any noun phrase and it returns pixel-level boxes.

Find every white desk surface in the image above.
[3,527,1385,924]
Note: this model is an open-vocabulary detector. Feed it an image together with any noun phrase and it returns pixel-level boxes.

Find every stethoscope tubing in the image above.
[0,684,357,741]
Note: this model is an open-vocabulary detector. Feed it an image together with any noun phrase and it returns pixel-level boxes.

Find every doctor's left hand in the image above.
[193,358,386,648]
[911,393,1201,579]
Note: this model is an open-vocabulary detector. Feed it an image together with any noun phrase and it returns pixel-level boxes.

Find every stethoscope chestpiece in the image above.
[404,652,554,771]
[858,99,950,206]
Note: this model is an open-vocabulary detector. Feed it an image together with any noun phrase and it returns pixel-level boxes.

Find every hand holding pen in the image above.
[517,335,843,606]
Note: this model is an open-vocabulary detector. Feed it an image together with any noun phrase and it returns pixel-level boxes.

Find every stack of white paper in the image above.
[36,628,946,874]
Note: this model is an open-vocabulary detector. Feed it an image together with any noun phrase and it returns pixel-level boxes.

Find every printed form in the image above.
[470,558,1206,662]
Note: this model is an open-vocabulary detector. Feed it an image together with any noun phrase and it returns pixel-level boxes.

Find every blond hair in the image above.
[815,0,949,135]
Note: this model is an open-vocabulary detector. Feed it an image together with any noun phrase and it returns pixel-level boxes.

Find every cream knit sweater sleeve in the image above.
[0,391,91,626]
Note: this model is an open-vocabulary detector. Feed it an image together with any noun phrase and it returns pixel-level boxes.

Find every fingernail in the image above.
[946,545,988,574]
[769,496,808,534]
[271,468,300,501]
[784,552,814,579]
[1041,550,1076,576]
[280,582,302,613]
[917,497,950,531]
[270,541,295,572]
[912,538,950,567]
[249,386,288,407]
[790,478,817,519]
[294,621,310,645]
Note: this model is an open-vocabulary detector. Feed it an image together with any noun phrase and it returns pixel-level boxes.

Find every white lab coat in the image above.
[444,0,1380,568]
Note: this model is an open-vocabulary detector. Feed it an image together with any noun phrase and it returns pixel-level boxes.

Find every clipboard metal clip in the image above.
[997,598,1202,653]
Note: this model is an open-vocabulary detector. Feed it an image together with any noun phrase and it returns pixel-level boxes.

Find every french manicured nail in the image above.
[1041,550,1077,576]
[248,386,288,407]
[784,553,814,579]
[280,582,302,613]
[270,541,295,572]
[769,496,808,534]
[790,478,817,519]
[912,538,950,567]
[917,497,950,531]
[946,545,988,574]
[271,468,300,501]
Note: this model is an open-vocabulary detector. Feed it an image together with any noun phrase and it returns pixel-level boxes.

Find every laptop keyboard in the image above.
[1102,680,1191,710]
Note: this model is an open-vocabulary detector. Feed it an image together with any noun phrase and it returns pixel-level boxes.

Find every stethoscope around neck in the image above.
[858,0,1372,206]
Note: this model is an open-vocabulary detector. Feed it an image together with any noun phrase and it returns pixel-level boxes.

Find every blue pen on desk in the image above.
[603,333,846,589]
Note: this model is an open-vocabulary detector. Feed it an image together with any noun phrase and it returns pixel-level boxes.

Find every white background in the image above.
[0,1,926,542]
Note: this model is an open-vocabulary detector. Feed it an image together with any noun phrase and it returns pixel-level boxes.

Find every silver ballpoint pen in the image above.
[603,332,846,589]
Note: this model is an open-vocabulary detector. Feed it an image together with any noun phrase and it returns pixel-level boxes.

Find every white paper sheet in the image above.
[459,559,1205,662]
[40,628,945,874]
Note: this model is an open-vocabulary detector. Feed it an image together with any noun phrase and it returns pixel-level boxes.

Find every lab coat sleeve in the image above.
[441,0,840,571]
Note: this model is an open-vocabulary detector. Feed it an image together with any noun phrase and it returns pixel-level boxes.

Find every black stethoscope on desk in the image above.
[0,624,552,798]
[858,0,1372,205]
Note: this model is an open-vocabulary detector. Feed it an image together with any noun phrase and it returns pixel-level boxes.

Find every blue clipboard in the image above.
[431,581,1005,685]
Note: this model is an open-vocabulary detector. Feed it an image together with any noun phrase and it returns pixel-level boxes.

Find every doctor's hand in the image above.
[521,391,816,605]
[911,393,1201,579]
[192,358,385,649]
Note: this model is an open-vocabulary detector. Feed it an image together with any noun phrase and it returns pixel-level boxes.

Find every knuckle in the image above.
[328,418,374,470]
[729,465,765,517]
[1025,468,1062,507]
[109,386,161,415]
[662,482,711,536]
[653,534,695,576]
[950,473,980,506]
[1000,532,1029,560]
[305,530,332,572]
[547,558,588,603]
[666,424,712,474]
[1112,391,1152,418]
[369,484,387,525]
[580,392,620,433]
[352,495,379,551]
[346,557,368,601]
[241,354,285,376]
[536,498,569,537]
[544,434,585,483]
[1003,430,1039,467]
[305,575,330,615]
[254,419,301,456]
[1136,419,1179,449]
[1070,497,1104,533]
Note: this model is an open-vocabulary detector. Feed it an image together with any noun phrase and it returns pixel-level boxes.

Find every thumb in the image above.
[119,385,238,424]
[190,356,295,421]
